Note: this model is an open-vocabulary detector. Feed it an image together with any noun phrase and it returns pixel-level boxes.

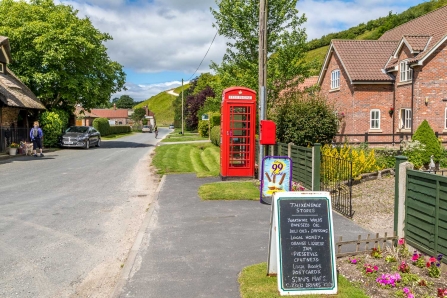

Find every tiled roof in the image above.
[331,40,399,81]
[379,5,447,63]
[75,106,100,118]
[90,109,129,118]
[403,35,431,52]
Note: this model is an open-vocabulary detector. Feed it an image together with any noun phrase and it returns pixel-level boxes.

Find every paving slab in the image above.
[118,174,373,298]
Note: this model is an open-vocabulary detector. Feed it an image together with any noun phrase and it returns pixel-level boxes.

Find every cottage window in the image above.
[445,108,447,129]
[400,108,412,130]
[331,70,340,89]
[400,60,412,82]
[370,109,380,129]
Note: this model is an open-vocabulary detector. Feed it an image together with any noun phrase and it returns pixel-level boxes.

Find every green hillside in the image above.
[305,0,447,72]
[134,84,190,126]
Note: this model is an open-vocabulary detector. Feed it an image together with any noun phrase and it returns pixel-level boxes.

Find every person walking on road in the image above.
[30,121,44,157]
[154,125,158,139]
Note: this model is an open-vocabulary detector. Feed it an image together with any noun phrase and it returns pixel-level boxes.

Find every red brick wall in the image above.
[413,40,447,141]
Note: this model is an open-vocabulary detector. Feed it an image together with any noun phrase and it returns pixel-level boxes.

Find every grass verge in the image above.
[239,263,368,298]
[198,181,259,200]
[102,131,135,140]
[152,143,220,177]
[161,135,208,142]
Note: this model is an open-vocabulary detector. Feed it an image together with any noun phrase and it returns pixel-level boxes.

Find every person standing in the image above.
[154,125,158,139]
[30,121,44,157]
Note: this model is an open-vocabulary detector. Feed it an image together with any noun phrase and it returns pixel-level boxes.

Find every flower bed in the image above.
[337,239,447,298]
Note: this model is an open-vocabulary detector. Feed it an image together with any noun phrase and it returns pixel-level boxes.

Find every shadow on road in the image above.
[0,155,57,165]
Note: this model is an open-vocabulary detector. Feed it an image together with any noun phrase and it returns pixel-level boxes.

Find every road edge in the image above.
[111,174,166,298]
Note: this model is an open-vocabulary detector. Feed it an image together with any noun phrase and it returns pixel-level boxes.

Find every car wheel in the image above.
[96,138,101,147]
[85,140,90,149]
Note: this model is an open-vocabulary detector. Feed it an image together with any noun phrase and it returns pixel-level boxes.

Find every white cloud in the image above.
[113,80,186,101]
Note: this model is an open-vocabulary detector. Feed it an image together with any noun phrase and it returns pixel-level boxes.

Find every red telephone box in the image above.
[220,87,256,179]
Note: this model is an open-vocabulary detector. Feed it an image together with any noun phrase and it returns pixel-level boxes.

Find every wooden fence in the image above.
[405,169,447,263]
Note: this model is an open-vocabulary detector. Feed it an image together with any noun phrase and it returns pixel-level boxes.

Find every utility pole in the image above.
[181,78,184,135]
[258,0,267,180]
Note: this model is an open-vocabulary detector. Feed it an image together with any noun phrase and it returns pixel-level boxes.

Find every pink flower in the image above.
[398,238,405,245]
[430,257,437,263]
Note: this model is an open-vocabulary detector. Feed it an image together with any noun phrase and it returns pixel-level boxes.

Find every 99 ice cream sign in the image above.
[260,156,292,204]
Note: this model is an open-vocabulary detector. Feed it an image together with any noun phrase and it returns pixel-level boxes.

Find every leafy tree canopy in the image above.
[0,0,126,112]
[131,107,146,124]
[114,95,134,109]
[211,0,312,103]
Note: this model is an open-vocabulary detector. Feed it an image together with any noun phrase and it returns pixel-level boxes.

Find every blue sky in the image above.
[61,0,426,101]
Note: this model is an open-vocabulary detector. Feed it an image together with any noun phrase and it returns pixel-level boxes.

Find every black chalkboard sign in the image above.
[274,192,337,295]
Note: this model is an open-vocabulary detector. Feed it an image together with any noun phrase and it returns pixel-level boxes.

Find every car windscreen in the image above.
[143,126,149,128]
[66,127,89,133]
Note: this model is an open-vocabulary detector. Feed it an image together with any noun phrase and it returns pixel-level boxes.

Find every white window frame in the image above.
[400,108,412,129]
[400,60,412,82]
[370,109,380,129]
[445,108,447,129]
[331,70,340,89]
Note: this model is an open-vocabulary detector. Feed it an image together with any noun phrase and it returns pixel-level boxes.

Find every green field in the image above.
[152,143,220,177]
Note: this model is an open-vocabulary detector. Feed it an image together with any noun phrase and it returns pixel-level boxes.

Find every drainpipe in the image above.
[411,68,414,137]
[392,82,396,145]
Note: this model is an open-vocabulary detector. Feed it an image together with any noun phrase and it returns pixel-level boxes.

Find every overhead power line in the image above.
[187,31,218,81]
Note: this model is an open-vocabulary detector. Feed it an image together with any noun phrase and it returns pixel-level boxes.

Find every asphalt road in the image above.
[0,128,169,297]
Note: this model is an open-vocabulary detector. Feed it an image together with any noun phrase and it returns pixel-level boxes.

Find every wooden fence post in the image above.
[394,156,408,239]
[288,142,294,158]
[312,143,321,191]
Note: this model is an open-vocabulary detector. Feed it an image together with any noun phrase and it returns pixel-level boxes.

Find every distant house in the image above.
[143,105,156,127]
[75,104,130,126]
[318,6,447,145]
[0,36,46,152]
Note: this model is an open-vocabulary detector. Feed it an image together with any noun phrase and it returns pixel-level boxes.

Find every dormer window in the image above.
[331,70,340,89]
[400,60,412,82]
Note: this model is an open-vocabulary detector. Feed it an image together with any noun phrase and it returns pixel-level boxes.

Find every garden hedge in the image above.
[93,117,131,136]
[211,125,220,147]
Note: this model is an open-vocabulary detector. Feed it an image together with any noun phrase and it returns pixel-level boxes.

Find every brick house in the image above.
[75,104,130,126]
[0,36,46,152]
[318,6,447,145]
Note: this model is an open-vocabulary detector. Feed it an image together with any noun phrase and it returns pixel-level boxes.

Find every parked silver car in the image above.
[58,126,101,149]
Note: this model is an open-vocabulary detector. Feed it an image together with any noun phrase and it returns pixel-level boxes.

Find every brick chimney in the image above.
[113,103,116,110]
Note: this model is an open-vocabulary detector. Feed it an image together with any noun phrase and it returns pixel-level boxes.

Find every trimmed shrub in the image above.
[211,125,220,147]
[93,118,111,136]
[272,91,338,146]
[109,125,131,134]
[39,111,64,147]
[198,120,210,137]
[412,120,443,165]
[210,113,221,127]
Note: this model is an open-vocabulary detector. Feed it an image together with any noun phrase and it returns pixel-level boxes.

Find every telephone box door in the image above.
[221,87,256,178]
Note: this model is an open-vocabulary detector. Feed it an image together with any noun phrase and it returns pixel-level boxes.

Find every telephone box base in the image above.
[220,175,255,181]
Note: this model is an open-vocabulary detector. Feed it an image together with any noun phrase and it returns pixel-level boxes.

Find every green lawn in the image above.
[198,181,259,200]
[161,134,208,143]
[101,131,135,140]
[239,263,368,298]
[152,143,220,177]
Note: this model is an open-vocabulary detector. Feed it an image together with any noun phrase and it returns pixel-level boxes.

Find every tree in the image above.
[412,120,443,164]
[131,108,146,125]
[210,0,312,104]
[271,90,338,146]
[0,0,126,112]
[115,95,135,109]
[185,86,215,131]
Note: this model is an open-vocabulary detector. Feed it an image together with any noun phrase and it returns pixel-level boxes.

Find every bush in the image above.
[322,144,378,180]
[39,111,64,147]
[198,120,210,137]
[375,148,398,169]
[109,125,131,135]
[272,91,338,146]
[93,118,111,136]
[210,113,221,127]
[401,139,426,169]
[412,120,443,165]
[211,125,220,147]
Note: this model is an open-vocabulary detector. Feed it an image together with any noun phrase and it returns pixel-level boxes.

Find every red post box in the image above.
[260,120,276,145]
[220,87,256,179]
